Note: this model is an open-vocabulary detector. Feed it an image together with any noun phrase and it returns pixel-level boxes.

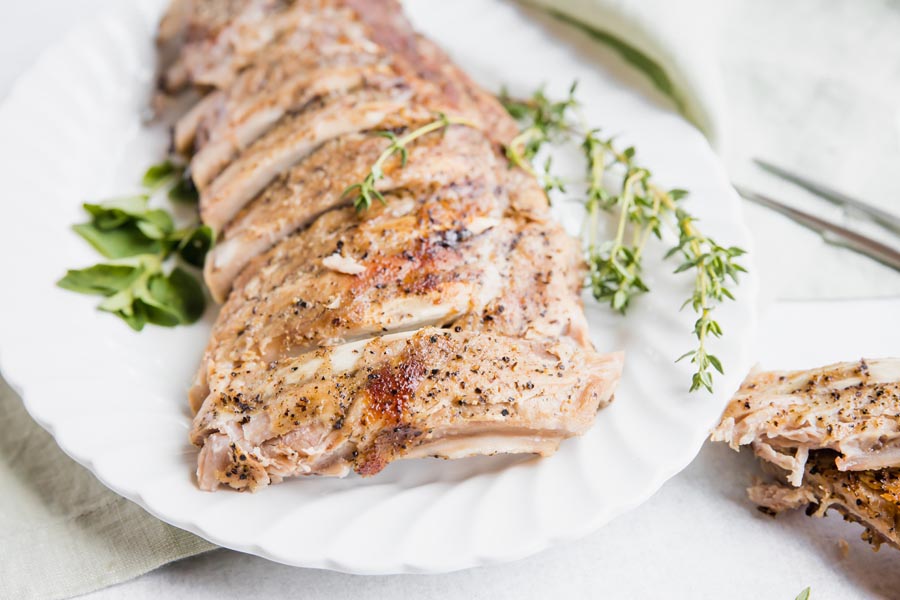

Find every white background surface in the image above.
[2,0,900,598]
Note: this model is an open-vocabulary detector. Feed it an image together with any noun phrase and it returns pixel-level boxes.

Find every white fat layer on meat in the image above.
[868,358,900,382]
[211,236,243,270]
[377,296,458,324]
[282,358,324,385]
[476,263,502,307]
[175,92,220,150]
[329,329,419,372]
[322,253,367,275]
[383,197,416,216]
[466,216,499,235]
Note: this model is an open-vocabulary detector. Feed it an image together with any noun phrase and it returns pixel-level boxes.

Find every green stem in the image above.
[507,127,543,178]
[378,115,476,173]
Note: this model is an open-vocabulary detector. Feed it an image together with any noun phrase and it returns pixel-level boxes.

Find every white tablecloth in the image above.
[2,1,899,598]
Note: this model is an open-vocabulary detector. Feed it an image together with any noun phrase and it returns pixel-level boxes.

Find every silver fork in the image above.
[735,160,900,272]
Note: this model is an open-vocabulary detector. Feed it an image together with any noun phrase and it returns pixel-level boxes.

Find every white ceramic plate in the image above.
[0,0,757,574]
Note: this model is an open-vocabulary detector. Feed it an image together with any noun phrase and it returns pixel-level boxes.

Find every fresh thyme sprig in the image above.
[501,83,578,194]
[343,113,478,211]
[500,85,747,393]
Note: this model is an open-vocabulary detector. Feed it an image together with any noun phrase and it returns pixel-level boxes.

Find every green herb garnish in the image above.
[795,588,811,600]
[500,84,747,393]
[59,257,204,331]
[170,224,214,268]
[168,173,199,204]
[343,113,478,211]
[502,82,578,193]
[505,85,578,155]
[142,159,199,203]
[142,160,178,189]
[59,161,210,331]
[73,195,173,258]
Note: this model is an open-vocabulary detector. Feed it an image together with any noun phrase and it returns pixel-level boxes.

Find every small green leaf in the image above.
[138,209,175,237]
[77,197,174,256]
[142,160,178,189]
[84,196,152,229]
[155,267,206,324]
[673,261,695,274]
[57,264,142,296]
[135,215,174,241]
[675,350,696,363]
[175,225,214,268]
[140,300,182,327]
[168,177,199,203]
[73,223,162,259]
[795,588,811,600]
[664,245,683,259]
[690,372,703,392]
[98,287,137,313]
[342,183,363,199]
[612,289,628,312]
[117,302,148,331]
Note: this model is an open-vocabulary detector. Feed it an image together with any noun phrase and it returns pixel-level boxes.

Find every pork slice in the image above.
[174,14,387,155]
[176,56,386,156]
[188,64,395,188]
[451,217,591,348]
[712,359,900,486]
[158,0,296,92]
[193,213,588,421]
[158,0,357,92]
[191,326,624,491]
[198,186,510,399]
[342,0,520,143]
[198,87,417,232]
[204,124,512,301]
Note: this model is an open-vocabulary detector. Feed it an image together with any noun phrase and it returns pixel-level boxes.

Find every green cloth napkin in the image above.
[1,2,724,599]
[0,377,215,600]
[523,0,724,147]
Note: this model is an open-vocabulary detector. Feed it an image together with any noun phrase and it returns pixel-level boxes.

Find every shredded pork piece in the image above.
[712,359,900,486]
[713,359,900,553]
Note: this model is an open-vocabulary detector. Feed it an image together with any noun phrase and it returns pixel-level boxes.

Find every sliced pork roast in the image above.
[160,0,624,491]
